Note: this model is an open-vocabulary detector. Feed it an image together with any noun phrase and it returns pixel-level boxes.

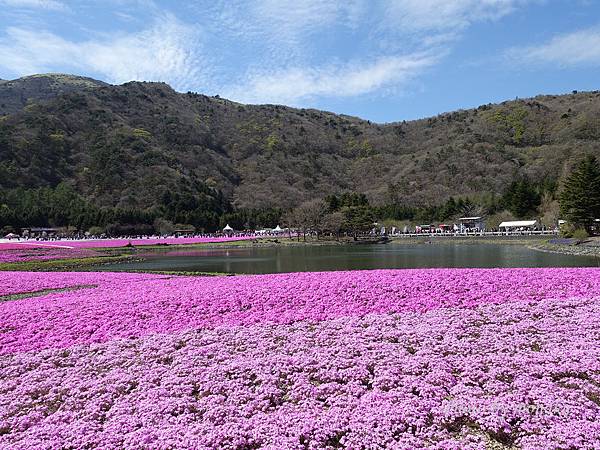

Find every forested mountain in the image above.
[0,73,599,231]
[0,74,107,115]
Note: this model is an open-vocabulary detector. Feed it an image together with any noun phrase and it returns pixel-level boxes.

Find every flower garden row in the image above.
[1,268,599,448]
[0,247,100,264]
[2,268,599,354]
[0,236,257,263]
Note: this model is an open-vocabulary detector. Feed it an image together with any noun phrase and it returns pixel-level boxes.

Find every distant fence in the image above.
[391,230,559,238]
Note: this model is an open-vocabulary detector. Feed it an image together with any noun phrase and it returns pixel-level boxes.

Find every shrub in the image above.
[560,223,575,238]
[572,228,589,243]
[87,226,104,236]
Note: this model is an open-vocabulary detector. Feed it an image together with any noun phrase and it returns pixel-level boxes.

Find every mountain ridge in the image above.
[0,74,599,212]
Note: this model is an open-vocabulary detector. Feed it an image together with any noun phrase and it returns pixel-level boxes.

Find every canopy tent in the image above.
[273,225,283,233]
[458,217,485,231]
[4,233,18,239]
[222,224,234,235]
[499,220,537,228]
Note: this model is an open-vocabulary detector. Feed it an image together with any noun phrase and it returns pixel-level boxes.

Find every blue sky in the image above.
[0,0,599,123]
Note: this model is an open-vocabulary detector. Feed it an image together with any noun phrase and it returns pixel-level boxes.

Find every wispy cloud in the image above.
[206,0,364,65]
[0,0,537,108]
[213,0,362,40]
[224,52,440,105]
[506,26,600,67]
[0,0,67,11]
[381,0,526,34]
[219,0,529,105]
[0,14,209,90]
[373,0,535,52]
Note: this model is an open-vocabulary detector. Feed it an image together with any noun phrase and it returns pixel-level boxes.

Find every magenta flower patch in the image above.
[1,268,599,448]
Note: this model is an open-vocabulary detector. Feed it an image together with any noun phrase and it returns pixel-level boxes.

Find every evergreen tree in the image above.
[559,155,600,232]
[502,178,541,218]
[342,205,374,239]
[440,197,458,221]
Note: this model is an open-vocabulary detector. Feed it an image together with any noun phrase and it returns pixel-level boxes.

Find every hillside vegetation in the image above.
[0,74,599,231]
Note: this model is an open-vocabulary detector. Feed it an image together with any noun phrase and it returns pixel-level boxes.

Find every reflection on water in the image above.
[101,243,598,274]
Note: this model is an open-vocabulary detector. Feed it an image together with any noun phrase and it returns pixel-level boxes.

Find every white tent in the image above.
[458,217,485,232]
[223,224,234,234]
[4,233,18,239]
[273,225,283,233]
[499,220,537,228]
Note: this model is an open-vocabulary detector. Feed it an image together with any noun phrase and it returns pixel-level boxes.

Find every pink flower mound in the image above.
[0,235,255,250]
[0,271,168,297]
[1,268,600,355]
[1,295,599,449]
[0,247,98,263]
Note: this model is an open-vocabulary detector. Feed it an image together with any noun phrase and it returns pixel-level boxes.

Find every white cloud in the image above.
[206,0,362,66]
[215,0,363,39]
[220,0,524,44]
[0,0,66,11]
[224,52,440,105]
[0,15,208,90]
[215,0,532,104]
[251,0,344,34]
[0,0,537,107]
[507,26,600,67]
[381,0,527,33]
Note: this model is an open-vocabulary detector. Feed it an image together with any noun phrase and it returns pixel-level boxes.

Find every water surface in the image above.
[100,243,598,274]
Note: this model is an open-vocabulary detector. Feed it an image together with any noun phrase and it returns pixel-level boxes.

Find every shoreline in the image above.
[528,241,600,260]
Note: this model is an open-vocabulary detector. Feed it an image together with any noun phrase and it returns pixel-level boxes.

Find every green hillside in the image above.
[0,74,599,231]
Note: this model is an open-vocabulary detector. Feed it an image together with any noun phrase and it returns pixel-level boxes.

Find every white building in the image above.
[499,220,537,231]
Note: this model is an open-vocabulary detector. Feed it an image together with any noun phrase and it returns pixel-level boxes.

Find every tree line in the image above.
[0,183,280,236]
[1,156,597,237]
[283,156,600,237]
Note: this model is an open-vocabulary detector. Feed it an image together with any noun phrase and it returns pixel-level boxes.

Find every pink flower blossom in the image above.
[1,268,599,448]
[0,236,255,251]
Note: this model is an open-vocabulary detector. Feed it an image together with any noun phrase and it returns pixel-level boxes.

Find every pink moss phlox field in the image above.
[2,294,600,448]
[0,247,99,263]
[2,268,600,448]
[0,235,256,251]
[0,271,168,297]
[2,268,600,356]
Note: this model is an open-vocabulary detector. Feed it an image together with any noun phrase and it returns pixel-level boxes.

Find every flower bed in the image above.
[0,271,167,298]
[0,247,99,264]
[0,236,258,266]
[0,235,257,251]
[1,268,599,448]
[1,268,599,355]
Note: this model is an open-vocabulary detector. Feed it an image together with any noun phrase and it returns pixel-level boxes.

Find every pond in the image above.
[100,243,598,274]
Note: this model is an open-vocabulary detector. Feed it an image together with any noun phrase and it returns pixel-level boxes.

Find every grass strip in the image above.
[0,284,97,302]
[0,255,136,272]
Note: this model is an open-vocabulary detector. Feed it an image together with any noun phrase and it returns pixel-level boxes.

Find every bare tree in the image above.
[285,199,327,241]
[281,209,299,241]
[322,211,345,240]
